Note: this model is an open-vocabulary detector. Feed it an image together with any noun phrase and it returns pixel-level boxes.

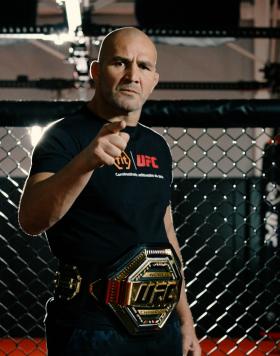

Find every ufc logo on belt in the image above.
[132,281,178,307]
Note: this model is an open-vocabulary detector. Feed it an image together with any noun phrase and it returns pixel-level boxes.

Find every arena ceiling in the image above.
[0,0,279,101]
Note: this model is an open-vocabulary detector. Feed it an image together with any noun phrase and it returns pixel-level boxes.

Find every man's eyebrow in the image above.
[139,59,154,68]
[111,56,129,63]
[111,56,154,68]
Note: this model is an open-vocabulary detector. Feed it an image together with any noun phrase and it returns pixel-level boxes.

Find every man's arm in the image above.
[19,120,129,235]
[19,162,92,236]
[164,205,201,356]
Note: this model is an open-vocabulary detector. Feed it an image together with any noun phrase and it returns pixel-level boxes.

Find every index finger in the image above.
[105,120,126,134]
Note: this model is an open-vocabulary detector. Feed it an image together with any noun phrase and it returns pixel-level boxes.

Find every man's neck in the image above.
[87,99,140,127]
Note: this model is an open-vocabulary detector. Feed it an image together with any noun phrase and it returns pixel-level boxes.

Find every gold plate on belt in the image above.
[89,244,182,335]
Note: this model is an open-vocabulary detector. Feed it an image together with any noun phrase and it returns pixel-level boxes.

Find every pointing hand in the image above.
[84,120,130,168]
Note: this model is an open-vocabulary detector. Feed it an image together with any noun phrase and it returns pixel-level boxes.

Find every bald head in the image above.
[89,26,159,121]
[98,27,157,66]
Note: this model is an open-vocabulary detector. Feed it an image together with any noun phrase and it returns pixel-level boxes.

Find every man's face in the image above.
[94,32,159,115]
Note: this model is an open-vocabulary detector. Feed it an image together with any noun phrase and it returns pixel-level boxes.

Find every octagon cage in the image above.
[0,100,279,355]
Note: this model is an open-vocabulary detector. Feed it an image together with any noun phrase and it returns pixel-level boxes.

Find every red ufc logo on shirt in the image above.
[136,155,159,169]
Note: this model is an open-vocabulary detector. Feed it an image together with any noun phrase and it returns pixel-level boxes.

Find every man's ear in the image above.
[90,60,99,81]
[152,72,159,92]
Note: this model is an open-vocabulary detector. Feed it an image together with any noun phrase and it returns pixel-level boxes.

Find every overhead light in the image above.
[54,33,71,45]
[63,0,82,35]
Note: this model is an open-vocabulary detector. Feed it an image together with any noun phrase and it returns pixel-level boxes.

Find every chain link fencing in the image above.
[0,118,279,355]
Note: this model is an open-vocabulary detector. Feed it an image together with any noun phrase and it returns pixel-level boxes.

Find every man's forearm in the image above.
[164,205,201,355]
[19,120,130,236]
[176,278,195,325]
[19,150,94,235]
[164,205,196,325]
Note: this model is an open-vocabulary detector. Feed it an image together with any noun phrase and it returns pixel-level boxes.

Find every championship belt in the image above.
[89,243,182,335]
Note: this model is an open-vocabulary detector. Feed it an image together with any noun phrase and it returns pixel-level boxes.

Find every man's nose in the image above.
[125,63,140,82]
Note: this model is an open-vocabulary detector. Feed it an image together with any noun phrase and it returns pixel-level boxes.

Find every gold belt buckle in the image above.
[89,244,182,335]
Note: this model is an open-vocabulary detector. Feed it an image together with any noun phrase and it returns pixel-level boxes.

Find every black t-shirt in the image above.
[31,105,173,266]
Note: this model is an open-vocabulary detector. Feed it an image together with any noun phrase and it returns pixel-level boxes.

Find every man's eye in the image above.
[140,64,150,70]
[114,61,124,66]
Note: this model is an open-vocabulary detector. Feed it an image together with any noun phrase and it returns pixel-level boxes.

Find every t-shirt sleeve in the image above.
[30,124,79,176]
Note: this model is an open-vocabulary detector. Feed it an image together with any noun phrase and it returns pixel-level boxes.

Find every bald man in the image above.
[19,27,201,356]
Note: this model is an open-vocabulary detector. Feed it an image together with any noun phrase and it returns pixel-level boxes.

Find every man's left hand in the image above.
[180,322,201,356]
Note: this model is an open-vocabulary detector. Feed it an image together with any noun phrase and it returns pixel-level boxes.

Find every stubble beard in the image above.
[110,91,143,114]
